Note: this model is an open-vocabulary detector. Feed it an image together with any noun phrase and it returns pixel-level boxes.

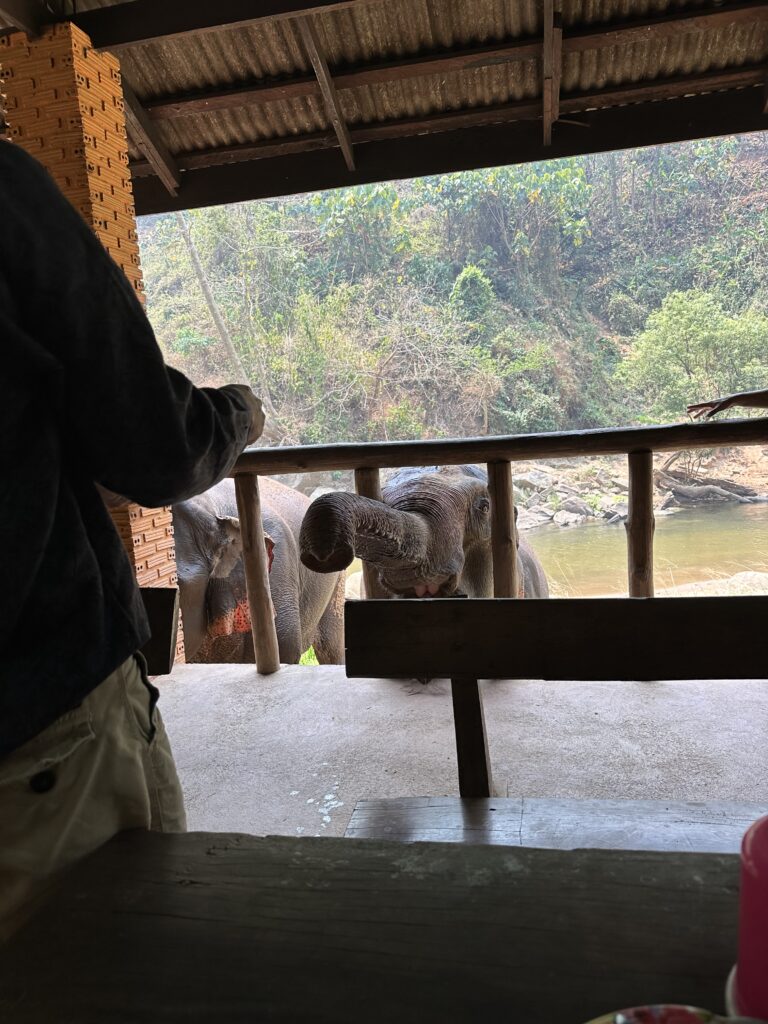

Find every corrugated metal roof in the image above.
[3,0,767,191]
[108,0,768,156]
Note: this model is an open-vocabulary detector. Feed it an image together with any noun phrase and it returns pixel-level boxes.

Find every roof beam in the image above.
[70,0,380,51]
[0,0,51,35]
[297,15,354,171]
[122,82,181,195]
[132,1,768,124]
[70,0,768,53]
[129,64,768,179]
[131,86,768,216]
[542,0,563,145]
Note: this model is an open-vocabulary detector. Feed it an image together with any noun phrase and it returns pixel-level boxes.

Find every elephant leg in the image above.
[272,589,304,665]
[313,575,346,665]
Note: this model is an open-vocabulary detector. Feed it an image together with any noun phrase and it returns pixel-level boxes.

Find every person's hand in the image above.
[687,395,735,420]
[227,385,266,444]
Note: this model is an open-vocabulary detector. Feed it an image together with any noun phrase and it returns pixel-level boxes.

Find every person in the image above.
[688,389,768,419]
[0,141,265,940]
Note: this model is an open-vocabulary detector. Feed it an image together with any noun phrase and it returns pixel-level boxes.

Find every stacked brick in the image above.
[0,22,142,298]
[1,23,184,661]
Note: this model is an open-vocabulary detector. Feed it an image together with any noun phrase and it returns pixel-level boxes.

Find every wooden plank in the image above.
[234,474,280,674]
[543,0,554,145]
[143,37,543,120]
[72,0,768,62]
[344,596,768,681]
[121,82,180,195]
[0,831,740,1023]
[450,678,493,797]
[132,82,767,214]
[486,461,518,598]
[297,16,354,171]
[353,467,387,598]
[71,0,382,51]
[140,5,766,124]
[626,450,655,598]
[552,11,562,122]
[225,416,768,478]
[345,796,766,853]
[130,63,767,179]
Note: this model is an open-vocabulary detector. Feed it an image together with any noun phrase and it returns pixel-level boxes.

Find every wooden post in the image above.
[487,461,519,598]
[234,473,280,673]
[626,450,655,597]
[450,677,493,797]
[354,467,388,598]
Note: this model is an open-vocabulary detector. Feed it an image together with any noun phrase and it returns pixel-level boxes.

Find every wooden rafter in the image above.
[122,83,181,195]
[542,0,563,145]
[71,0,768,53]
[297,15,355,172]
[130,86,767,215]
[129,64,768,179]
[122,1,768,125]
[71,0,381,51]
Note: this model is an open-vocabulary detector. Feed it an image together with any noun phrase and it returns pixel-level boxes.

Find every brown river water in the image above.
[528,502,768,597]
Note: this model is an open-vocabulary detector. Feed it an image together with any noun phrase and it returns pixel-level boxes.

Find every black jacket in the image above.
[0,143,252,758]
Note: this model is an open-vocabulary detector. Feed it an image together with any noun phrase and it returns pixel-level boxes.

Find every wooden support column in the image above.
[1,23,185,660]
[542,0,563,145]
[234,474,281,674]
[487,461,519,598]
[626,450,655,597]
[450,677,493,797]
[354,467,387,598]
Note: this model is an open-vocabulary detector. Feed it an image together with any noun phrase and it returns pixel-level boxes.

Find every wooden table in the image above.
[0,831,739,1023]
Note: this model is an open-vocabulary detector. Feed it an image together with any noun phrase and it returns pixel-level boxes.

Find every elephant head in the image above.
[173,493,274,660]
[299,465,498,598]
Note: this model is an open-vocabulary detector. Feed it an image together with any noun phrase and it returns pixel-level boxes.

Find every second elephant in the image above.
[299,465,548,599]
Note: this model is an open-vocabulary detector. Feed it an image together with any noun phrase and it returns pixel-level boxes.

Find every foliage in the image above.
[619,290,768,421]
[138,134,768,445]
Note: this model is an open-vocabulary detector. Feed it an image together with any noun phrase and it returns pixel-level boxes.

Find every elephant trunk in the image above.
[299,492,429,574]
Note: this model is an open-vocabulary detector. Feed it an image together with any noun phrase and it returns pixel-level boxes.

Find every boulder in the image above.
[515,469,554,492]
[553,510,585,527]
[561,496,594,517]
[517,506,554,531]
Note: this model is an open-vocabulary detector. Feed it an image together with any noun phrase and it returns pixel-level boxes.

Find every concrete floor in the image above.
[155,665,768,838]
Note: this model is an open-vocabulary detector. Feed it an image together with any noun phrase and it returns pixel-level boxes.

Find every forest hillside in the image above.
[139,133,768,447]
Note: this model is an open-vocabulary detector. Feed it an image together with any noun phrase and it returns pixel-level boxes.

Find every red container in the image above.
[733,814,768,1018]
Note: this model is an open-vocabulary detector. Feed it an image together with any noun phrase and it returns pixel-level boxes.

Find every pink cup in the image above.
[731,815,768,1019]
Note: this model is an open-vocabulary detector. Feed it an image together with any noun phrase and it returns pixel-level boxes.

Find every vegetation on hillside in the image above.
[139,134,768,445]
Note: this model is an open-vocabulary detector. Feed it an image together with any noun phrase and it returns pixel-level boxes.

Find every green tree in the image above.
[619,290,768,422]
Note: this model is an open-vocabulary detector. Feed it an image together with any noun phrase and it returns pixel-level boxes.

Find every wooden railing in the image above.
[230,417,768,674]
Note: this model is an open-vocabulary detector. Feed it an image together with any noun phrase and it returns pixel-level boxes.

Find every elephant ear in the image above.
[211,516,275,578]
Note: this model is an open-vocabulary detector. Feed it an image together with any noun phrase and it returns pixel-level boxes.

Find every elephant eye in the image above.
[476,498,490,514]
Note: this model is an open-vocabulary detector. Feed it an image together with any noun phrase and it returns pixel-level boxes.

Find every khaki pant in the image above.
[0,655,186,941]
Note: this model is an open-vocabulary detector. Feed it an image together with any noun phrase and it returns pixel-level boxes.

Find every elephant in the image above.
[299,464,548,599]
[173,477,345,664]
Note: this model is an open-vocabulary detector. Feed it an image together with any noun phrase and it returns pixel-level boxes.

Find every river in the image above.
[529,502,768,597]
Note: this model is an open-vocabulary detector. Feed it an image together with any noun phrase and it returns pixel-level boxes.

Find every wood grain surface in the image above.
[0,831,739,1023]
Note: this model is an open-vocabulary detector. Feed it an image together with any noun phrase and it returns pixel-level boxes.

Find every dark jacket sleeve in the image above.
[0,144,253,507]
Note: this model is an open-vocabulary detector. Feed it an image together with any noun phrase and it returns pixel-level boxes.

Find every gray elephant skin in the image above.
[299,465,548,599]
[174,478,345,664]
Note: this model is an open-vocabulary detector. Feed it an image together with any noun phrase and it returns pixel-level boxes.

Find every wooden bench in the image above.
[345,595,768,799]
[345,796,766,853]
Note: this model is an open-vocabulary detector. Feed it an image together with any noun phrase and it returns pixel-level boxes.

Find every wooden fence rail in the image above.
[231,416,768,673]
